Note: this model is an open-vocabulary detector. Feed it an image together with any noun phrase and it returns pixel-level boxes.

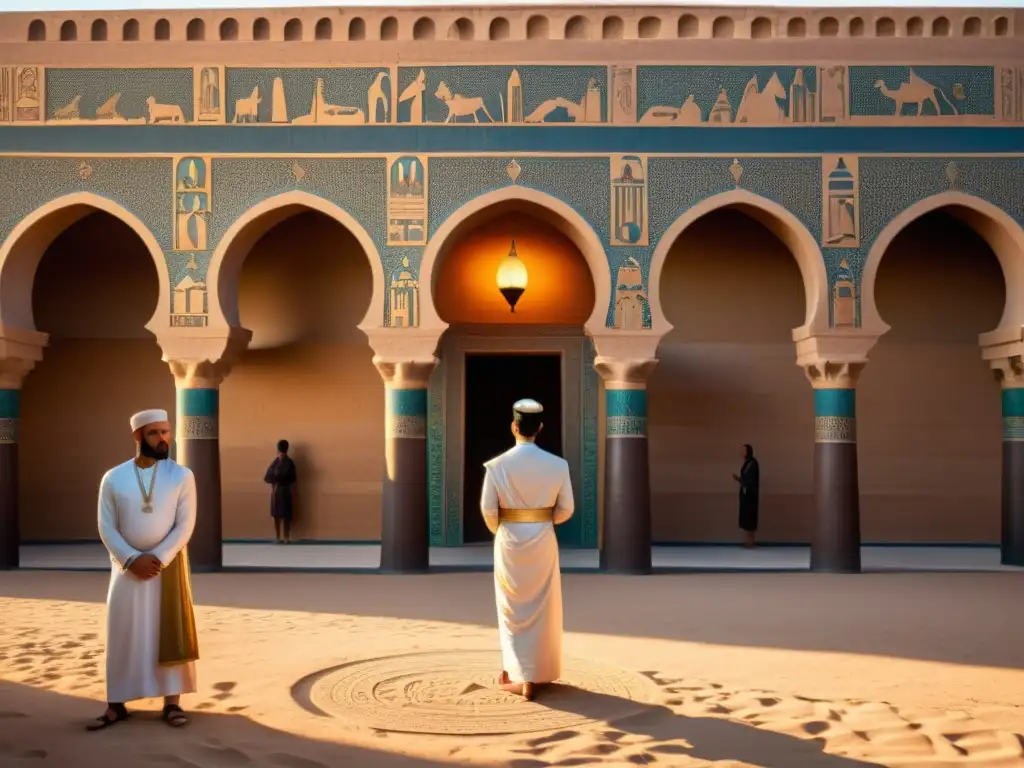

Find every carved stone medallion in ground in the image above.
[299,650,660,736]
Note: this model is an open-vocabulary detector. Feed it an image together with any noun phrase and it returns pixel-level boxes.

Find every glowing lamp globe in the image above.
[496,239,528,313]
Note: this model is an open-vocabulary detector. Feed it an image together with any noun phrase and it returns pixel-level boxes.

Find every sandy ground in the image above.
[1,570,1023,768]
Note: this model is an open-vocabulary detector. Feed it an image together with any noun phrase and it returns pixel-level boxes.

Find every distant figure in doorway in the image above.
[480,399,574,700]
[264,439,297,544]
[732,444,760,548]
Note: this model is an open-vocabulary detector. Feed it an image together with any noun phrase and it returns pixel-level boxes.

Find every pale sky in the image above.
[3,0,1021,11]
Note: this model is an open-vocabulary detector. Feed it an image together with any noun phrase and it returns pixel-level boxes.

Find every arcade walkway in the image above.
[18,543,1023,572]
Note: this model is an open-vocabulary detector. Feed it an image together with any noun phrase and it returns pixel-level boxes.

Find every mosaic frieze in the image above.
[46,68,194,124]
[225,67,391,125]
[396,65,608,125]
[26,63,1024,127]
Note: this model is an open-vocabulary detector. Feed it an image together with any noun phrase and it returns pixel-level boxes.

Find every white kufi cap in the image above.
[130,409,169,432]
[513,399,544,414]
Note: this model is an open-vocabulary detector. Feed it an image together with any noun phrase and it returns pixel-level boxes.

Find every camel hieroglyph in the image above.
[874,69,959,117]
[434,82,496,123]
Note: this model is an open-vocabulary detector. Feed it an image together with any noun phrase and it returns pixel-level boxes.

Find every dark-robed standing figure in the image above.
[732,444,760,548]
[264,439,297,544]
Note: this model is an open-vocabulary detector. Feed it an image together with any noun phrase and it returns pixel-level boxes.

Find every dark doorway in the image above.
[462,353,563,543]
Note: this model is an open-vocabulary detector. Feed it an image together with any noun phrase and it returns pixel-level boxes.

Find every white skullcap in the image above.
[513,399,544,414]
[130,409,169,432]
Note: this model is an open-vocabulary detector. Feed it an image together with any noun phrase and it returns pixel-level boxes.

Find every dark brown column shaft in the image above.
[380,386,429,572]
[0,388,19,569]
[600,387,652,574]
[1001,388,1024,565]
[176,387,222,572]
[811,388,861,573]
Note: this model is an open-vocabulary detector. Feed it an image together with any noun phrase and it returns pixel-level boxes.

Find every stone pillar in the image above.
[805,362,864,573]
[374,359,437,573]
[162,328,249,573]
[989,354,1024,566]
[0,329,46,570]
[0,387,20,570]
[595,357,657,574]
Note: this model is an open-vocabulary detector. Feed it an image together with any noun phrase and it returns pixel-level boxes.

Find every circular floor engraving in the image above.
[305,650,659,735]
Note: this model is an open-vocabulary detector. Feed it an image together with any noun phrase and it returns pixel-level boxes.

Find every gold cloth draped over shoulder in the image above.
[499,507,555,524]
[158,548,200,666]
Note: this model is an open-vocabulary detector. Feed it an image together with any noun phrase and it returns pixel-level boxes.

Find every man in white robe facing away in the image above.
[480,398,574,700]
[88,408,200,731]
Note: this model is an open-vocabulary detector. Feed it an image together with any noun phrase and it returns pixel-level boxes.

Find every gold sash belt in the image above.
[499,507,554,523]
[158,548,200,667]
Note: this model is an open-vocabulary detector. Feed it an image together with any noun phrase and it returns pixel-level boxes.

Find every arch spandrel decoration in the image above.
[860,189,1024,338]
[201,157,390,330]
[0,189,172,332]
[204,188,386,330]
[644,156,827,337]
[836,156,1024,335]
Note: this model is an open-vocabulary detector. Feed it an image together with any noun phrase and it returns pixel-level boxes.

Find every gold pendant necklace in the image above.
[133,461,158,513]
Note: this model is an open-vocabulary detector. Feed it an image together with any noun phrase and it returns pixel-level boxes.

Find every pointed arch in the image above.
[860,191,1024,335]
[0,192,171,332]
[418,185,612,335]
[648,189,830,338]
[205,190,385,330]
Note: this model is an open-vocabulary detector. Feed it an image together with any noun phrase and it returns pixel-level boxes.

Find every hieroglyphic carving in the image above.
[821,155,859,248]
[609,155,648,247]
[195,65,225,123]
[0,66,42,123]
[610,64,636,124]
[387,156,427,246]
[173,157,211,251]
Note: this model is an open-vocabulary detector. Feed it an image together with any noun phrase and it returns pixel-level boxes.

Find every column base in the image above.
[178,438,222,572]
[0,443,17,570]
[600,437,652,574]
[811,442,861,573]
[380,436,429,573]
[1001,441,1024,566]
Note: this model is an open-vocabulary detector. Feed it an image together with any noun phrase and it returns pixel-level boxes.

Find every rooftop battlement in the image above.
[1,5,1019,46]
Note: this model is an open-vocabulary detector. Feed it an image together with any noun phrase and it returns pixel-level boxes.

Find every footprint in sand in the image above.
[227,706,247,713]
[0,713,28,719]
[268,755,331,768]
[61,641,81,650]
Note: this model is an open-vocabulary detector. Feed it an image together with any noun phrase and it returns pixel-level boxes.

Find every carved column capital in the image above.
[990,355,1024,389]
[157,327,251,389]
[374,357,438,390]
[593,357,658,389]
[794,330,878,390]
[0,324,48,389]
[802,360,866,390]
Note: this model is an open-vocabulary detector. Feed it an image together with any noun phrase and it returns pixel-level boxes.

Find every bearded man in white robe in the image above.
[87,409,199,731]
[480,398,574,700]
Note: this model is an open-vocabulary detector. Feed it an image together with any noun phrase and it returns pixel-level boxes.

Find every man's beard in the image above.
[140,440,170,461]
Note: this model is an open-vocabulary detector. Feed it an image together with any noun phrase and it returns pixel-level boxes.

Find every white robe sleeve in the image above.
[553,462,575,526]
[150,469,198,566]
[480,466,500,535]
[98,470,142,569]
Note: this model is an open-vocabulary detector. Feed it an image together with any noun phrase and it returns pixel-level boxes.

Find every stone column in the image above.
[160,329,249,573]
[0,386,20,570]
[169,362,226,572]
[805,361,864,573]
[375,358,437,573]
[595,357,657,574]
[0,330,46,570]
[990,355,1024,565]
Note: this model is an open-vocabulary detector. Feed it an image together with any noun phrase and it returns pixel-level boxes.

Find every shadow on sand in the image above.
[502,682,884,768]
[0,679,457,767]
